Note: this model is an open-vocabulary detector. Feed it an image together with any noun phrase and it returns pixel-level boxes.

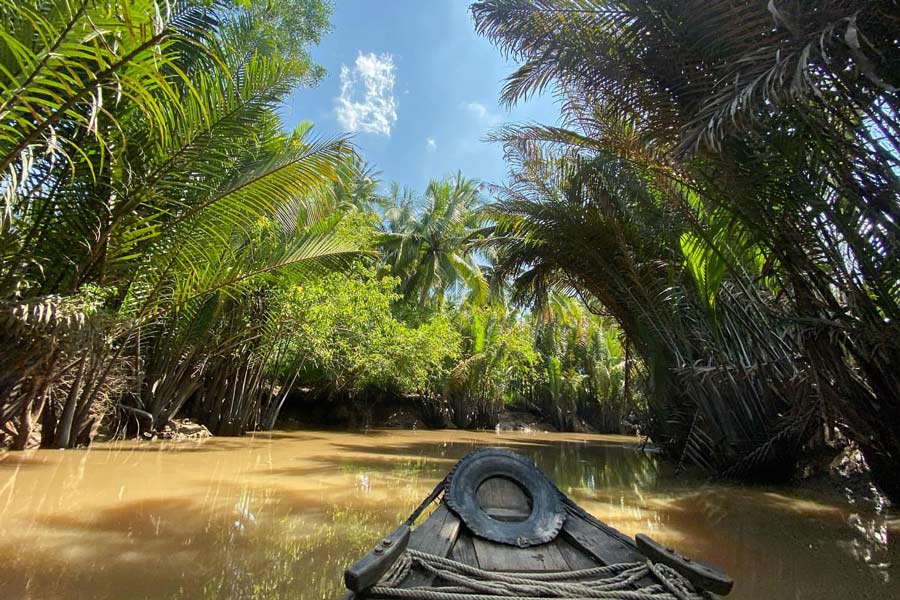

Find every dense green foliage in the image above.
[9,0,889,506]
[472,0,900,500]
[0,0,355,445]
[278,265,462,402]
[277,170,633,431]
[0,0,631,447]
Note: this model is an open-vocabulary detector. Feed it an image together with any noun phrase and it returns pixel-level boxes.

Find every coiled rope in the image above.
[365,549,712,600]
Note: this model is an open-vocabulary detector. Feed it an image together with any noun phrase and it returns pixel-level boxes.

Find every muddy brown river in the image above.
[0,430,897,599]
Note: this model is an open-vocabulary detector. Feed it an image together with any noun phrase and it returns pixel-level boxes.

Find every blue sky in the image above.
[283,0,561,194]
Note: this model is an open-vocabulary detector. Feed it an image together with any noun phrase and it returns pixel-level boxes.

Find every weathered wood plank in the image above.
[471,536,570,572]
[482,506,535,520]
[476,477,531,512]
[565,502,645,548]
[449,530,479,568]
[561,510,645,565]
[402,504,461,588]
[476,476,530,518]
[556,536,601,571]
[561,506,656,588]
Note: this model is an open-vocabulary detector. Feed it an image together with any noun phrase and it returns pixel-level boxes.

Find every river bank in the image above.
[277,396,891,510]
[135,397,890,512]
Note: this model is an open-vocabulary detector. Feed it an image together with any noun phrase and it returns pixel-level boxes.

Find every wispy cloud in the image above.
[336,52,398,136]
[426,137,437,152]
[462,101,501,125]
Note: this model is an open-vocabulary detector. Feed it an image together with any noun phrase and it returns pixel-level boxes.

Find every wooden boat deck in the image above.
[394,476,657,590]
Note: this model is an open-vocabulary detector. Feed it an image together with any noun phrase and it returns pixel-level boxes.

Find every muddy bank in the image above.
[135,418,212,442]
[275,390,600,434]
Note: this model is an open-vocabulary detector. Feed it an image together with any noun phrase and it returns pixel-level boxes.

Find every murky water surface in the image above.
[0,430,897,599]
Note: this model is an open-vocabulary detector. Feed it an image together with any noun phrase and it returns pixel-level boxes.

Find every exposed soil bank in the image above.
[794,442,890,509]
[136,418,212,442]
[276,390,603,434]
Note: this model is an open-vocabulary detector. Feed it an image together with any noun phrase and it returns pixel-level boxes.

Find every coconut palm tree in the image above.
[380,173,491,306]
[332,156,384,214]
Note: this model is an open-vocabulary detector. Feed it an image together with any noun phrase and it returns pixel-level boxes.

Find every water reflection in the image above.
[0,430,896,599]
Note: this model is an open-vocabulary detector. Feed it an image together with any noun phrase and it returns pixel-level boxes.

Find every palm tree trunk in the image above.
[623,336,631,410]
[13,396,35,450]
[54,356,87,448]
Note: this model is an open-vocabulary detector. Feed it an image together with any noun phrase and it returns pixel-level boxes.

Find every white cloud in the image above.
[465,101,488,119]
[426,137,437,152]
[462,101,501,124]
[336,52,398,136]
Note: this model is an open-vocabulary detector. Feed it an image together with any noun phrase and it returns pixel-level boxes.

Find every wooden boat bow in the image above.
[341,448,734,598]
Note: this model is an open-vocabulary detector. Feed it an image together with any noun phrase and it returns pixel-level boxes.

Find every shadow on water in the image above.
[0,496,234,600]
[641,488,900,599]
[35,496,223,536]
[249,430,395,441]
[1,475,423,599]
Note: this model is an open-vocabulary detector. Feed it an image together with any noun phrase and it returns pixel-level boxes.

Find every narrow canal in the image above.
[0,430,896,599]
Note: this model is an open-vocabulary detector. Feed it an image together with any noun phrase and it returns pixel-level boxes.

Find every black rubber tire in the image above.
[444,448,565,547]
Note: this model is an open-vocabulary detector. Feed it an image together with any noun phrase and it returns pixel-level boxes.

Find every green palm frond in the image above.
[0,0,216,212]
[120,132,355,317]
[380,172,489,305]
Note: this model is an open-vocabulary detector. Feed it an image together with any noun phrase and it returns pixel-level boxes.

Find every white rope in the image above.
[365,549,711,600]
